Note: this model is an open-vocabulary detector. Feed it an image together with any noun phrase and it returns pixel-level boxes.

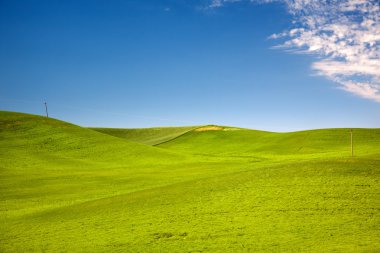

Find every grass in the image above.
[1,111,379,252]
[91,126,197,145]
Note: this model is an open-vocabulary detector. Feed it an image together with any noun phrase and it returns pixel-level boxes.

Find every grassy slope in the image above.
[1,112,379,252]
[91,126,197,145]
[0,111,185,164]
[0,112,240,222]
[159,127,380,158]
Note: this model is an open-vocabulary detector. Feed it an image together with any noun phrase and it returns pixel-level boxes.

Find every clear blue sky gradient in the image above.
[1,0,379,131]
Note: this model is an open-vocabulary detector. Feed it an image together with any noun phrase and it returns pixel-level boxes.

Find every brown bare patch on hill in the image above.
[195,126,224,132]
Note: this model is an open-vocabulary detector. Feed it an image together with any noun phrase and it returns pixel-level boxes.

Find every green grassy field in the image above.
[1,111,379,252]
[91,126,197,145]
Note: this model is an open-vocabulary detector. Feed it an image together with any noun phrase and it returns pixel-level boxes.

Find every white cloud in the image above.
[209,0,223,8]
[208,0,380,103]
[271,0,380,102]
[208,0,253,8]
[340,80,380,103]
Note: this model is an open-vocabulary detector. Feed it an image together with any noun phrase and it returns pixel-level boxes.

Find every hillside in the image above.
[91,126,197,145]
[0,111,185,165]
[1,111,379,252]
[158,125,380,158]
[94,124,380,159]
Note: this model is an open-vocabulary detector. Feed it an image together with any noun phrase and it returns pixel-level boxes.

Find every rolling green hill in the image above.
[1,111,379,252]
[91,126,197,145]
[158,125,380,158]
[0,111,185,165]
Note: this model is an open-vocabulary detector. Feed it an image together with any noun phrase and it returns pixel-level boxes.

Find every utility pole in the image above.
[44,102,49,118]
[350,128,353,157]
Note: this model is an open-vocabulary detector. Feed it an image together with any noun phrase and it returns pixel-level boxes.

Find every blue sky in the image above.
[1,0,379,131]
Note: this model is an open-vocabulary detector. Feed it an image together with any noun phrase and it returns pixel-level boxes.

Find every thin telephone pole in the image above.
[44,102,49,118]
[350,128,353,157]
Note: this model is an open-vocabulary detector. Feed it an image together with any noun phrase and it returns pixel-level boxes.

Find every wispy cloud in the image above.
[208,0,251,9]
[208,0,276,9]
[208,0,380,103]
